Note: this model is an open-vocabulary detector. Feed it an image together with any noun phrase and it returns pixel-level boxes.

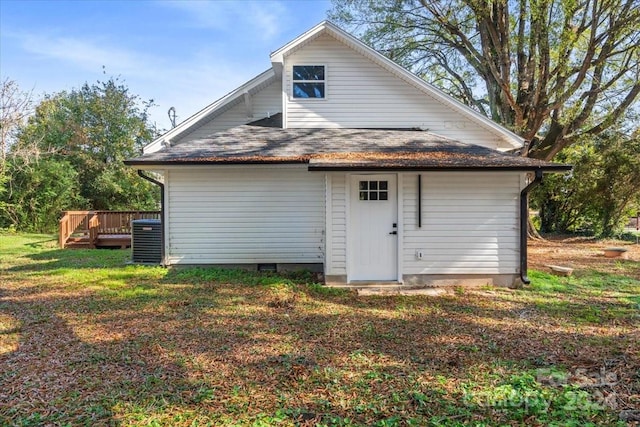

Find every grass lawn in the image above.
[1,234,639,426]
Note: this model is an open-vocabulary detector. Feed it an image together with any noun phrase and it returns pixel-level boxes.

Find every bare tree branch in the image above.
[330,0,640,160]
[0,78,34,164]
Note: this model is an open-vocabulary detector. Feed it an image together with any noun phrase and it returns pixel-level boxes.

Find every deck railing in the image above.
[59,211,93,248]
[59,210,161,248]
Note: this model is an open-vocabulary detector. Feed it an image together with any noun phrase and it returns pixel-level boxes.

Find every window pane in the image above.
[359,192,368,200]
[359,181,368,190]
[370,192,378,200]
[293,82,325,98]
[370,181,378,190]
[293,65,324,81]
[379,191,388,200]
[379,181,388,190]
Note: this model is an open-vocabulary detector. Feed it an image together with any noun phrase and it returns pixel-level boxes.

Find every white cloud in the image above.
[16,32,150,74]
[6,30,262,129]
[159,0,286,40]
[0,0,328,130]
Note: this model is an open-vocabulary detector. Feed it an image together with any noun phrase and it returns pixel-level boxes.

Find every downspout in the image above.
[520,169,543,284]
[137,170,165,265]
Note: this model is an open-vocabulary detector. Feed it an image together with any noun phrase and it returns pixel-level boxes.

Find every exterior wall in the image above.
[174,79,282,145]
[326,173,347,275]
[164,167,522,283]
[324,171,523,283]
[402,172,521,275]
[283,34,506,149]
[164,165,324,265]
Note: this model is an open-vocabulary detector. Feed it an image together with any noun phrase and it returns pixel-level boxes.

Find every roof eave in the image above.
[142,69,277,154]
[270,21,329,64]
[124,159,308,167]
[125,158,571,173]
[307,164,572,172]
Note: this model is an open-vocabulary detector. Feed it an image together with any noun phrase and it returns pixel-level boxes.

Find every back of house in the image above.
[126,21,568,287]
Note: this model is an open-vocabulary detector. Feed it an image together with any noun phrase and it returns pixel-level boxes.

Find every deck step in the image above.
[67,237,89,243]
[65,241,92,248]
[64,234,92,249]
[63,234,132,249]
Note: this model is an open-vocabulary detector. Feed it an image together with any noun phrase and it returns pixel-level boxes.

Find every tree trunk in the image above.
[527,215,544,240]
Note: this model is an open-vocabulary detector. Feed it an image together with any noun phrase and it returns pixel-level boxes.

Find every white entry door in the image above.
[349,174,398,281]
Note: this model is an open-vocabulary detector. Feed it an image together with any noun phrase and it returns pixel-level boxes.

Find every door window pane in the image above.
[358,180,389,202]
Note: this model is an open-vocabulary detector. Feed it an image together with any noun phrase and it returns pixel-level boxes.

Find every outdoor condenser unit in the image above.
[131,219,162,264]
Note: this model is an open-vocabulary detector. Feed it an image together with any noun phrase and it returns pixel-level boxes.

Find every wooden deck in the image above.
[59,211,160,249]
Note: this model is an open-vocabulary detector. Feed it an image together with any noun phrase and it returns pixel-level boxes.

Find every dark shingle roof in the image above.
[126,114,569,172]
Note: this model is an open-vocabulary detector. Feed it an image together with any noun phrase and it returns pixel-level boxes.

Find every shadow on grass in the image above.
[7,247,133,272]
[0,287,227,426]
[2,271,635,425]
[2,245,638,424]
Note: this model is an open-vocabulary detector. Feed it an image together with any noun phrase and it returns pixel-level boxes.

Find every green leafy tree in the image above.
[330,0,640,160]
[533,128,640,236]
[1,77,159,231]
[1,157,86,232]
[13,77,159,209]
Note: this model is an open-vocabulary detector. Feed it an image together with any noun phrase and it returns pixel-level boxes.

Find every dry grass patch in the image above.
[529,235,640,280]
[1,234,638,426]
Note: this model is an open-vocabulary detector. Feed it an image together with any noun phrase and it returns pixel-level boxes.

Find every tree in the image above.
[13,77,159,210]
[1,157,86,232]
[330,0,640,160]
[1,77,160,232]
[0,79,34,226]
[532,127,640,236]
[0,78,33,164]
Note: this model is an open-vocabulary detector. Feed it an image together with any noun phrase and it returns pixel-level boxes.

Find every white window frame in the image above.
[291,64,327,101]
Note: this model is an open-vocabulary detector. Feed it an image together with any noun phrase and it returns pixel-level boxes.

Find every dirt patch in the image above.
[529,236,640,280]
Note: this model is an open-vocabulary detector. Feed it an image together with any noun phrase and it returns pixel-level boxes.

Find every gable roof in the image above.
[143,69,277,154]
[270,21,525,150]
[143,20,526,154]
[126,115,569,172]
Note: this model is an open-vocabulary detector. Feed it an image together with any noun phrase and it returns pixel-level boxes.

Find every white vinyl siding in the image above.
[165,165,324,264]
[402,172,521,274]
[327,173,347,274]
[174,79,282,145]
[284,34,505,149]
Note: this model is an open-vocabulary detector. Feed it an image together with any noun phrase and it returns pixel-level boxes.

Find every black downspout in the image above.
[137,170,165,265]
[417,174,422,228]
[520,169,543,284]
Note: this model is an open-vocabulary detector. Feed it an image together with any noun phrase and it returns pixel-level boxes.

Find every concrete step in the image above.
[356,287,452,296]
[327,281,453,296]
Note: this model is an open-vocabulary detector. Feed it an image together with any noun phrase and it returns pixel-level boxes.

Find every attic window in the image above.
[292,65,325,99]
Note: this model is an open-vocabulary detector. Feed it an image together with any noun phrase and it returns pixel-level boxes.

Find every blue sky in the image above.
[0,0,332,130]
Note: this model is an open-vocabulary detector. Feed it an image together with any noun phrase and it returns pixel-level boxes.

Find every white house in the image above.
[125,21,569,287]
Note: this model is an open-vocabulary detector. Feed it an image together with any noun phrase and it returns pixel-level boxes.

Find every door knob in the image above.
[389,231,397,235]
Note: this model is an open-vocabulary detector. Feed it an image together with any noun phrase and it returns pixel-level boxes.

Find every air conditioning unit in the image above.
[131,219,162,264]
